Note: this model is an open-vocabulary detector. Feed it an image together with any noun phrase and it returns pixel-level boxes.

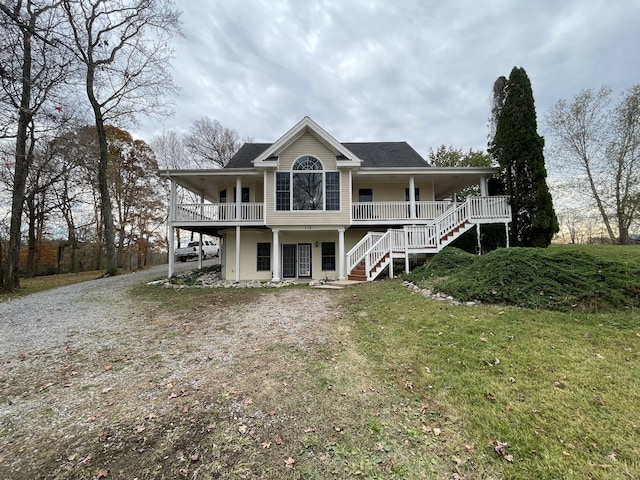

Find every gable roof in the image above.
[225,141,430,169]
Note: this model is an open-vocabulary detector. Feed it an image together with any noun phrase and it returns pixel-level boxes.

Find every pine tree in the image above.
[489,67,558,247]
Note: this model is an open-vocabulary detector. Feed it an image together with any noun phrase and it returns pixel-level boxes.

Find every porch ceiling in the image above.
[353,167,497,199]
[159,169,261,201]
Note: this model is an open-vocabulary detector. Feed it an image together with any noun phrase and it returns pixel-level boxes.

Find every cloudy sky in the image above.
[134,0,640,158]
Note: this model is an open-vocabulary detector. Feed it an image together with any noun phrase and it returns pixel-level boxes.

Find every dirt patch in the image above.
[0,287,337,479]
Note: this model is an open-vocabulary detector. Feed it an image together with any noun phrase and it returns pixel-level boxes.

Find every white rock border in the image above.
[403,280,479,307]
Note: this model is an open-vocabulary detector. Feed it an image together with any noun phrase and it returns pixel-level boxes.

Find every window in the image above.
[220,189,227,203]
[293,156,323,210]
[359,188,373,202]
[256,242,271,271]
[276,156,340,211]
[326,172,340,210]
[276,172,290,211]
[321,242,336,271]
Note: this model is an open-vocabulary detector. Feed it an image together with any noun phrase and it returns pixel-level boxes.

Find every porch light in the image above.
[315,241,319,248]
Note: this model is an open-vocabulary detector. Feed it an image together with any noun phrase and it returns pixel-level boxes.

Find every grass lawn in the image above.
[346,280,640,479]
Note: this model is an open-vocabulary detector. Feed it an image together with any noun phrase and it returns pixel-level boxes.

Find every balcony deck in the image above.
[172,196,511,227]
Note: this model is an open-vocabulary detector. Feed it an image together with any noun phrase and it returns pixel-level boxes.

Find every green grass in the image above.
[0,270,106,301]
[346,280,640,479]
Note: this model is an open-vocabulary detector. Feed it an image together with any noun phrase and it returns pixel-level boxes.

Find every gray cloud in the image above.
[135,0,640,157]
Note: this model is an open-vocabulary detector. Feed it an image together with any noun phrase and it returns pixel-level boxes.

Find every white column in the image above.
[480,176,488,196]
[476,224,481,255]
[198,231,203,269]
[338,228,345,280]
[235,177,242,220]
[272,229,280,282]
[505,223,510,248]
[168,179,176,277]
[409,176,416,219]
[235,225,241,282]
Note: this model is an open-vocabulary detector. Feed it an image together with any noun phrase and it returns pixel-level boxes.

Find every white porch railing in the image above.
[175,203,264,222]
[347,196,511,281]
[352,201,454,222]
[347,231,385,273]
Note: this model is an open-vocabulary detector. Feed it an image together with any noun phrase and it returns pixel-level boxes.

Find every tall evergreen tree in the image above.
[489,67,558,247]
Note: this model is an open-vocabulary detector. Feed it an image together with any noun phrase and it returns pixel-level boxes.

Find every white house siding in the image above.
[265,131,351,226]
[217,179,264,203]
[221,228,346,281]
[221,229,273,281]
[351,182,435,202]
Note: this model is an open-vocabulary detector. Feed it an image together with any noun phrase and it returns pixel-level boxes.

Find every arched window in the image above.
[293,156,323,210]
[275,156,340,211]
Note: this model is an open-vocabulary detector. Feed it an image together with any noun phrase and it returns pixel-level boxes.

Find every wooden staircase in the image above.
[346,199,489,282]
[348,254,390,281]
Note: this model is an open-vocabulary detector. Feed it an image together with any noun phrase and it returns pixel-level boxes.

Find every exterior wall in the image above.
[222,227,358,281]
[221,229,273,281]
[218,178,264,202]
[351,181,435,202]
[265,131,351,226]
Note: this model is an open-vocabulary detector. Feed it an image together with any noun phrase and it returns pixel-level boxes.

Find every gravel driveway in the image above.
[0,261,197,359]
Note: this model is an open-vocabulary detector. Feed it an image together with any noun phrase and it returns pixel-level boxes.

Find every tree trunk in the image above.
[86,64,117,276]
[4,22,34,291]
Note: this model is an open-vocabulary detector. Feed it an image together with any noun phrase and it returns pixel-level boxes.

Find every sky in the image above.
[133,0,640,159]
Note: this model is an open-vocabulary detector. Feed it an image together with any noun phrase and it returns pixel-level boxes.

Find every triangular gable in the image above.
[253,116,362,167]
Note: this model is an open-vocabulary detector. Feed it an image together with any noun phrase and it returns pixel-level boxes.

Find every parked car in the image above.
[175,240,219,262]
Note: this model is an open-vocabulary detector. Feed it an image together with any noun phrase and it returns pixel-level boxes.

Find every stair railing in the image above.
[347,231,384,273]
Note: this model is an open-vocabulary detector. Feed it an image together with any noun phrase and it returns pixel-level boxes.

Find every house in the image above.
[160,117,511,282]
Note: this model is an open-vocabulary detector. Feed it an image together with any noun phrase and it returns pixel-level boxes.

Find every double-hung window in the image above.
[256,242,271,271]
[321,242,336,271]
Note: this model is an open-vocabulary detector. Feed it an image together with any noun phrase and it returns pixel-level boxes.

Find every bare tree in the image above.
[0,0,72,291]
[61,0,180,275]
[184,116,242,168]
[150,129,189,169]
[545,85,640,244]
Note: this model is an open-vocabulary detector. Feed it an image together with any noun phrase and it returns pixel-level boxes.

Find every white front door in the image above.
[298,243,311,277]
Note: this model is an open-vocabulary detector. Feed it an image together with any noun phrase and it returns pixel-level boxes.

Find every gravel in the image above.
[0,261,198,359]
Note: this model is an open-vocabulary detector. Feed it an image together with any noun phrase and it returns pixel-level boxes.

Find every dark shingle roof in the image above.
[224,141,430,168]
[225,143,271,168]
[342,142,429,168]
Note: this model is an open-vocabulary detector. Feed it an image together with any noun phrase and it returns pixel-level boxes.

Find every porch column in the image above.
[168,179,176,277]
[409,176,416,219]
[198,232,203,269]
[476,224,481,255]
[480,176,488,196]
[235,177,242,220]
[505,223,510,248]
[235,225,241,282]
[338,228,345,280]
[272,229,280,282]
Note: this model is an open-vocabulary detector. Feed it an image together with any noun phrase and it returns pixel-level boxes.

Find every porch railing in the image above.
[175,203,264,222]
[352,201,453,221]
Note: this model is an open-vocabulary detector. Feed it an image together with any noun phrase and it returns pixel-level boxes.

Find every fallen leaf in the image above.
[480,337,488,342]
[304,427,316,433]
[433,427,441,436]
[486,393,496,401]
[284,457,295,468]
[275,437,283,445]
[190,451,199,462]
[206,423,216,431]
[146,413,157,420]
[238,424,248,434]
[261,441,271,449]
[96,468,109,478]
[136,424,146,433]
[493,440,513,462]
[103,365,112,372]
[85,415,98,423]
[101,387,112,394]
[594,353,605,359]
[182,406,189,414]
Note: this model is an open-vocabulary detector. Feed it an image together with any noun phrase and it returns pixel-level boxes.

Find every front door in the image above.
[281,243,312,278]
[282,244,297,278]
[298,243,312,277]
